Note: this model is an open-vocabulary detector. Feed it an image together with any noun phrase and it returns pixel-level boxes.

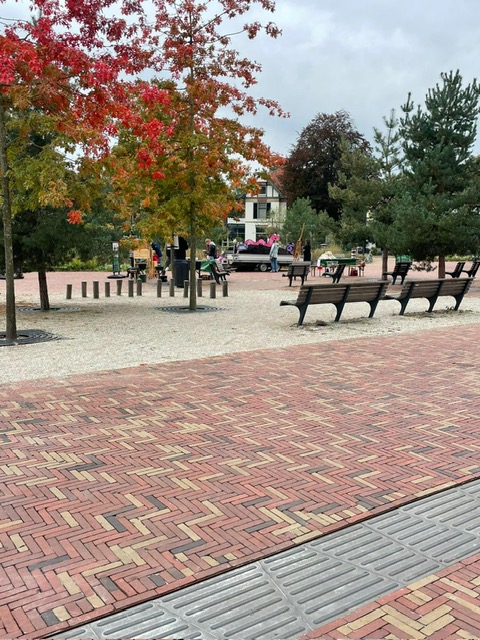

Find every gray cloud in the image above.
[242,0,480,155]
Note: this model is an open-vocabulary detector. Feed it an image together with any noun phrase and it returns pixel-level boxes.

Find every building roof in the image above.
[268,166,286,197]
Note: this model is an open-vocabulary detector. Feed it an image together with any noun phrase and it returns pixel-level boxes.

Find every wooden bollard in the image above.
[157,279,162,297]
[136,280,142,296]
[169,278,175,296]
[183,280,189,297]
[222,281,228,297]
[116,279,123,296]
[209,282,216,298]
[128,279,134,297]
[93,281,99,299]
[197,278,202,297]
[81,281,87,297]
[105,282,110,298]
[66,284,72,300]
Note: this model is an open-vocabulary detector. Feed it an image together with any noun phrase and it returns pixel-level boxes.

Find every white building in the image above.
[227,169,287,242]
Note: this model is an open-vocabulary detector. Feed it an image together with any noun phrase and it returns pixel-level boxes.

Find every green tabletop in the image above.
[318,257,357,267]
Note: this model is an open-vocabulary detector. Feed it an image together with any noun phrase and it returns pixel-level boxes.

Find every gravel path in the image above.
[1,267,479,384]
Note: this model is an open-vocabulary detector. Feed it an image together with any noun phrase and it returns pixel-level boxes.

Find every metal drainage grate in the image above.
[156,306,222,313]
[0,329,62,347]
[18,307,80,313]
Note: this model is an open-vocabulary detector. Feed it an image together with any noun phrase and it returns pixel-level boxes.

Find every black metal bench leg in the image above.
[453,293,465,310]
[368,299,381,318]
[334,302,346,321]
[426,295,440,312]
[399,299,409,315]
[297,304,308,326]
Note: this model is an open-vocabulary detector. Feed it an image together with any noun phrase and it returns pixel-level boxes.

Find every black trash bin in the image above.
[174,259,189,288]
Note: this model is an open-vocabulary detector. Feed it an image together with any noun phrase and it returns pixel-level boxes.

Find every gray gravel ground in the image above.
[1,276,479,384]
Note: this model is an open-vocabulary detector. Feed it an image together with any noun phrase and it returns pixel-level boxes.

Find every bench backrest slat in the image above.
[289,265,309,275]
[392,262,410,273]
[438,278,472,293]
[467,259,480,277]
[345,283,389,302]
[397,278,472,299]
[294,281,386,306]
[308,287,349,304]
[449,262,465,276]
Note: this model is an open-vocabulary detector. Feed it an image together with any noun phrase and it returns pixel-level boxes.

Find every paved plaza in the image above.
[1,266,480,639]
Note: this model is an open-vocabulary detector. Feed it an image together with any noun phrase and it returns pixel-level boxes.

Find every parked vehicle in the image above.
[230,237,293,271]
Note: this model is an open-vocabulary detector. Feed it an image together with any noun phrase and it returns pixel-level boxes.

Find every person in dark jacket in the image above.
[205,239,217,259]
[303,240,312,262]
[176,236,188,260]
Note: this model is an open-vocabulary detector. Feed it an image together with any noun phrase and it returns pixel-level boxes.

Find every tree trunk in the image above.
[169,238,176,283]
[38,267,50,311]
[188,229,197,311]
[438,255,446,278]
[381,248,389,281]
[187,61,197,312]
[0,98,17,340]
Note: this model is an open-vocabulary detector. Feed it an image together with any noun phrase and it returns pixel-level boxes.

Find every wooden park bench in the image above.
[383,261,411,285]
[323,263,345,284]
[208,260,229,284]
[463,258,480,278]
[280,280,389,326]
[445,261,466,278]
[383,278,474,316]
[285,261,310,286]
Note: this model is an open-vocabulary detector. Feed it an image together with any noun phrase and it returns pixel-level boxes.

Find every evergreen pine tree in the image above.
[393,70,480,276]
[330,111,402,276]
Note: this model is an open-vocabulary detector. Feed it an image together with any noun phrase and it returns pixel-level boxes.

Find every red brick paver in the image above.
[1,324,480,637]
[302,554,480,639]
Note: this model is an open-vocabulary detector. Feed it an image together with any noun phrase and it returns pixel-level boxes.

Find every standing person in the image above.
[151,241,163,261]
[269,238,279,272]
[175,236,188,260]
[303,240,312,262]
[205,239,217,259]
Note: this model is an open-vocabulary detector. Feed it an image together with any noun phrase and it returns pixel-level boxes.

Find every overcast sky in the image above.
[243,0,480,156]
[2,0,478,156]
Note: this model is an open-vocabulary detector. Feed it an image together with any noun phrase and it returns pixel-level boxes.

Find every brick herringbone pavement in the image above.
[1,324,480,638]
[302,554,480,639]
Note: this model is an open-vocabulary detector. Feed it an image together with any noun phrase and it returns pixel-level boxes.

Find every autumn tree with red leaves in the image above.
[1,0,285,332]
[110,0,286,310]
[0,2,152,339]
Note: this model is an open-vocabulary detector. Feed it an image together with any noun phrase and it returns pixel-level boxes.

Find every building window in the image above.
[253,202,271,220]
[228,224,245,241]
